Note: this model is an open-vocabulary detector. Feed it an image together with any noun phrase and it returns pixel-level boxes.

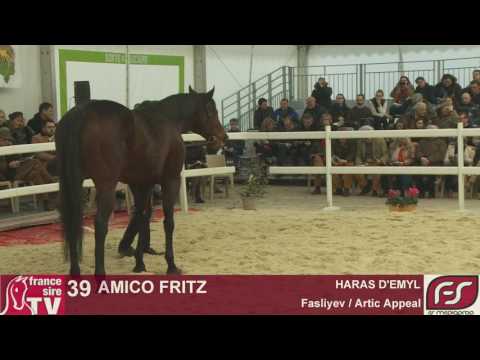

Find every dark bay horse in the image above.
[55,87,226,275]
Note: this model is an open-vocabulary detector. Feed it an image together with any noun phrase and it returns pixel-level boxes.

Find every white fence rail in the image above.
[0,124,477,216]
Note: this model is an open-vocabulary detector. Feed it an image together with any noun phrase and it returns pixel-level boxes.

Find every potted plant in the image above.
[386,187,420,212]
[239,174,267,210]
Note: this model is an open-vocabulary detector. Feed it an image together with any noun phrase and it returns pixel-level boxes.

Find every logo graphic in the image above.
[0,275,65,315]
[426,276,478,310]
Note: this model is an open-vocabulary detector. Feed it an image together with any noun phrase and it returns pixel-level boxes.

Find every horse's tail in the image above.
[55,106,86,262]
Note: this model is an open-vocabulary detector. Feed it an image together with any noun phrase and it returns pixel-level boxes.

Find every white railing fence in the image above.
[0,125,478,217]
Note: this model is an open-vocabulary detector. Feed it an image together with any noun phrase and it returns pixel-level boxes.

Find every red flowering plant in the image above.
[385,187,420,206]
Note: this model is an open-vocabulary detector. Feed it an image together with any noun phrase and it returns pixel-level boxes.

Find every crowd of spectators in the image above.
[0,103,57,210]
[226,70,480,198]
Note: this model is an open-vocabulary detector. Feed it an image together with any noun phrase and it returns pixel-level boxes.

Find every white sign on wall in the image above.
[0,45,22,88]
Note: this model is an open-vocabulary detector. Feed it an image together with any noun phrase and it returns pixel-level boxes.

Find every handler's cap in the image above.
[0,127,14,142]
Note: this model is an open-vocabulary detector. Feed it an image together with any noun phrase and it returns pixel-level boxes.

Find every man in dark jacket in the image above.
[27,103,55,135]
[303,96,327,128]
[465,80,480,106]
[346,94,373,130]
[273,98,299,126]
[311,77,332,110]
[253,98,274,130]
[415,77,437,105]
[434,74,463,107]
[9,112,34,145]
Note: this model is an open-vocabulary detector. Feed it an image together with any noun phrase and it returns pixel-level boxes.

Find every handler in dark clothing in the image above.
[253,98,274,130]
[311,77,332,110]
[27,103,55,135]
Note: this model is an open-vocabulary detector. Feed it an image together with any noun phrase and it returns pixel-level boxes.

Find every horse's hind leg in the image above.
[162,177,182,275]
[129,184,153,273]
[94,183,116,276]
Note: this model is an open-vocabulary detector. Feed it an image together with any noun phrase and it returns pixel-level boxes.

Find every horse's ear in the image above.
[189,86,197,94]
[206,87,215,99]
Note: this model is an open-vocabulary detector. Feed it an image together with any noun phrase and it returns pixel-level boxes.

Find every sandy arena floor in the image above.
[1,185,480,275]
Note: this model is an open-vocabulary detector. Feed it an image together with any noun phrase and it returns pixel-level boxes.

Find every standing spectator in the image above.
[457,92,480,125]
[332,127,366,196]
[369,89,391,130]
[389,76,415,117]
[434,100,459,129]
[346,94,373,130]
[253,98,274,130]
[28,102,55,135]
[303,96,327,128]
[465,80,480,106]
[355,125,389,196]
[311,77,332,110]
[8,112,34,145]
[330,93,351,129]
[0,109,8,129]
[414,77,437,105]
[434,74,462,108]
[273,98,299,126]
[414,125,448,198]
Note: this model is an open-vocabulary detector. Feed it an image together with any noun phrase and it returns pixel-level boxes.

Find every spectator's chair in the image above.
[12,180,38,213]
[206,154,234,200]
[0,181,16,213]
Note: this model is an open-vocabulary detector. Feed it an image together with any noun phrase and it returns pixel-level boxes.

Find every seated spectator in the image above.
[389,76,414,117]
[434,100,459,129]
[458,111,474,129]
[273,98,299,126]
[296,113,321,166]
[369,89,391,130]
[434,74,462,108]
[355,125,389,196]
[332,127,366,196]
[253,98,274,130]
[0,125,55,210]
[463,70,480,94]
[276,116,299,166]
[8,112,34,145]
[346,94,373,130]
[457,93,480,126]
[394,119,407,130]
[254,117,277,163]
[330,93,351,129]
[31,120,56,169]
[311,77,332,110]
[303,96,327,127]
[465,80,480,106]
[224,118,244,168]
[184,142,208,203]
[415,76,437,105]
[401,102,435,129]
[28,102,55,135]
[0,109,8,129]
[413,125,448,198]
[388,138,415,195]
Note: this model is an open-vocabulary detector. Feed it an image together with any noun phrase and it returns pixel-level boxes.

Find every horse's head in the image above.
[8,276,29,311]
[188,86,228,151]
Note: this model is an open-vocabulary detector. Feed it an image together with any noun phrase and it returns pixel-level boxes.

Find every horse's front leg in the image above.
[161,177,182,275]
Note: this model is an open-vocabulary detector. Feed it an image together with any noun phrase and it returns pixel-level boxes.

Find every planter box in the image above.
[389,204,417,212]
[241,197,256,210]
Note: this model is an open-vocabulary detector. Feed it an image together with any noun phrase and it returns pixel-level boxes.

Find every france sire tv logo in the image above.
[0,275,65,315]
[425,275,479,314]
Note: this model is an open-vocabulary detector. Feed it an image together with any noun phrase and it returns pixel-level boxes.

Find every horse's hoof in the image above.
[119,247,136,258]
[144,247,164,256]
[132,264,147,273]
[167,267,182,275]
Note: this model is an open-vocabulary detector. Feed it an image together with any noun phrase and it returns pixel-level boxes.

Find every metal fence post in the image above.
[282,66,287,99]
[457,122,465,211]
[323,125,339,211]
[267,73,273,104]
[288,66,294,101]
[236,91,241,124]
